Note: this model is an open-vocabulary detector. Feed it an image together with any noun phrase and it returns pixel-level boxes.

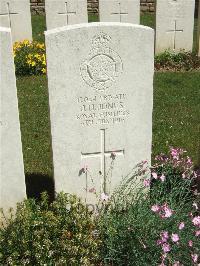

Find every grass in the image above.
[16,76,52,177]
[32,15,46,43]
[153,72,200,164]
[16,13,200,196]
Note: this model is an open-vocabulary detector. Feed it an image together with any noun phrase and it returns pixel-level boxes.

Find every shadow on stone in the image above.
[25,173,55,202]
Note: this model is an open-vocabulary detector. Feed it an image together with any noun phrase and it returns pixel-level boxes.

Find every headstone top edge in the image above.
[45,22,154,36]
[0,27,11,33]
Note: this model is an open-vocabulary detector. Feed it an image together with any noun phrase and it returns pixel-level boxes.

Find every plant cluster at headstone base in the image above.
[13,40,46,76]
[0,193,101,265]
[0,149,199,265]
[98,148,199,266]
[155,51,200,72]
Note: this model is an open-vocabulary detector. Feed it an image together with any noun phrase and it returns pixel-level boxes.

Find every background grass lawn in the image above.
[17,13,200,195]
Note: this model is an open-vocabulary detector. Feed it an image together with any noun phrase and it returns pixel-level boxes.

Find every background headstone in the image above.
[45,0,88,30]
[0,27,26,213]
[45,23,154,204]
[198,1,200,56]
[0,0,32,43]
[156,0,195,54]
[99,0,140,24]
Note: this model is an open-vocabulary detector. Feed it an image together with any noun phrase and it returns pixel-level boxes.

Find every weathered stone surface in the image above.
[45,23,154,205]
[156,0,195,53]
[0,27,26,213]
[99,0,140,23]
[45,0,88,30]
[0,0,32,43]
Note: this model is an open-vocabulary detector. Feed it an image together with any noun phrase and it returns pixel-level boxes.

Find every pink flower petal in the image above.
[160,174,166,182]
[151,204,160,213]
[192,216,200,227]
[188,240,193,247]
[178,222,185,230]
[191,254,198,263]
[195,230,200,237]
[171,233,179,243]
[152,172,158,179]
[162,243,171,253]
[143,179,151,187]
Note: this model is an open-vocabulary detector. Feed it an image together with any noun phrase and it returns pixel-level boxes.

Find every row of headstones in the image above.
[0,0,200,54]
[1,21,154,212]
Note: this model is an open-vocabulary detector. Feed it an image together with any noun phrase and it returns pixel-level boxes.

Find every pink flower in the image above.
[192,216,200,227]
[157,232,169,246]
[161,204,173,218]
[182,173,186,179]
[191,254,198,263]
[162,243,171,253]
[89,187,96,193]
[151,204,160,213]
[157,239,163,245]
[188,240,193,247]
[195,230,200,237]
[101,193,109,201]
[187,157,192,165]
[160,174,166,182]
[178,222,185,230]
[171,233,179,243]
[142,160,148,165]
[152,172,158,179]
[160,231,169,242]
[170,148,179,159]
[143,179,151,187]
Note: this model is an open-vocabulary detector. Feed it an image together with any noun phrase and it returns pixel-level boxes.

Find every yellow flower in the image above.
[27,54,33,59]
[27,59,32,65]
[23,39,30,46]
[31,61,36,67]
[41,68,46,74]
[34,53,40,59]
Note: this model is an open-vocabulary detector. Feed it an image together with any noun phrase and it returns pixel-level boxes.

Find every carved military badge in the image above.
[80,32,123,92]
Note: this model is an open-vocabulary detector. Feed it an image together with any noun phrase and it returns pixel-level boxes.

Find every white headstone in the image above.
[45,23,154,205]
[156,0,195,54]
[45,0,88,30]
[198,2,200,56]
[99,0,140,24]
[0,0,32,43]
[0,27,26,213]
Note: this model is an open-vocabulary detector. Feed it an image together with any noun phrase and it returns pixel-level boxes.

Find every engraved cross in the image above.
[111,2,128,22]
[166,20,183,49]
[0,2,18,28]
[81,129,124,193]
[58,2,76,25]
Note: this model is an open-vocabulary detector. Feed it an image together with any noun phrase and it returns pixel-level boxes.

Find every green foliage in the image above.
[14,40,46,76]
[0,193,101,265]
[98,151,199,265]
[155,51,200,71]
